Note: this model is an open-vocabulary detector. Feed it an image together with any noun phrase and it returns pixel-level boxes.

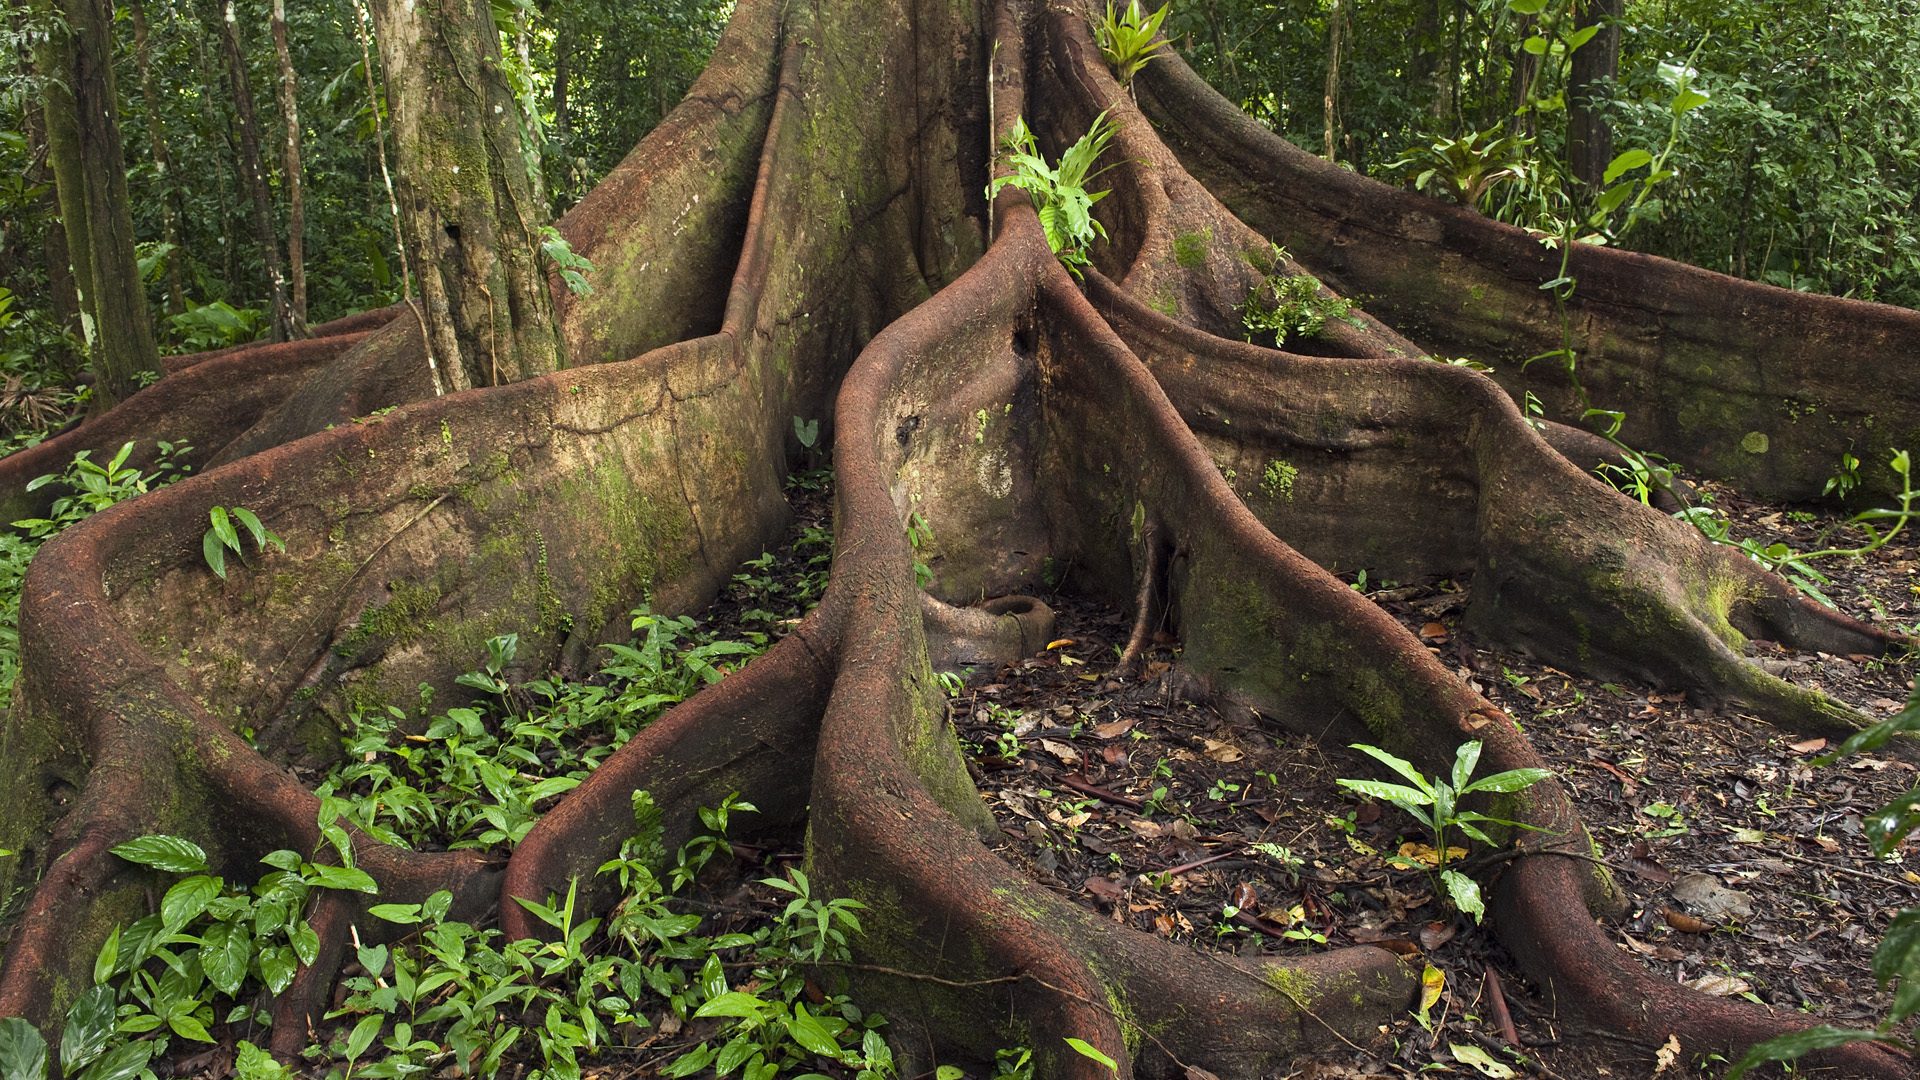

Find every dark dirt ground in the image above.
[950,480,1919,1078]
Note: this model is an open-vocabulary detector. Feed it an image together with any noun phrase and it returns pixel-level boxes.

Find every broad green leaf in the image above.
[694,991,767,1021]
[307,864,378,893]
[1449,1042,1516,1078]
[1062,1038,1119,1075]
[1441,868,1485,923]
[1334,778,1433,807]
[59,985,115,1074]
[1349,744,1434,793]
[160,874,222,933]
[345,1015,382,1061]
[1462,767,1552,794]
[1873,909,1920,995]
[92,927,120,985]
[201,921,252,997]
[1726,1026,1884,1079]
[203,530,227,579]
[257,945,297,994]
[74,1041,153,1080]
[1450,740,1483,792]
[233,1041,294,1080]
[368,895,422,922]
[209,506,239,551]
[229,507,271,552]
[785,1005,842,1059]
[1506,0,1548,12]
[1603,149,1653,183]
[1561,24,1599,51]
[168,1013,213,1043]
[109,834,207,873]
[290,921,321,966]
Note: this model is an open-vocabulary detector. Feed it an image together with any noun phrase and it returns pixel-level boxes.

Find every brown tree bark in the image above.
[269,0,307,327]
[212,0,301,340]
[1566,0,1623,188]
[367,0,562,391]
[0,3,1917,1078]
[36,0,160,408]
[127,0,187,316]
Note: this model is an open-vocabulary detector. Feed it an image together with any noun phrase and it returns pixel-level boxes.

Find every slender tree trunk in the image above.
[270,0,307,327]
[36,0,160,408]
[212,0,299,341]
[10,27,80,374]
[1566,0,1622,188]
[367,0,562,390]
[1508,14,1539,138]
[1321,0,1342,160]
[127,0,187,315]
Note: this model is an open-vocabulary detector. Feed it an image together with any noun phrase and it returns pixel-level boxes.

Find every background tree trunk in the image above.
[213,0,301,341]
[269,0,307,328]
[127,0,186,316]
[367,0,561,391]
[1567,0,1623,188]
[36,0,160,408]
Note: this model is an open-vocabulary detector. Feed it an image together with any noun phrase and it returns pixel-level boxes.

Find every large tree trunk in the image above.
[367,0,561,391]
[36,0,160,408]
[1,2,1917,1078]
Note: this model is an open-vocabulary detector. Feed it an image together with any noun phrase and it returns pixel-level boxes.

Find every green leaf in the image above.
[785,1004,842,1059]
[110,834,208,872]
[290,920,321,966]
[1449,1042,1516,1078]
[1062,1038,1119,1075]
[74,1042,153,1080]
[1672,88,1710,114]
[160,874,222,932]
[368,902,423,925]
[1450,740,1483,792]
[1441,868,1485,922]
[694,991,767,1021]
[203,530,227,579]
[1462,767,1552,794]
[1561,24,1599,51]
[1334,778,1433,807]
[168,1013,214,1043]
[1726,1026,1885,1079]
[1602,149,1653,184]
[232,1041,294,1080]
[92,927,120,985]
[1348,744,1435,793]
[201,921,253,997]
[307,864,378,893]
[1873,909,1920,993]
[58,986,115,1074]
[209,506,239,552]
[346,1015,382,1061]
[1521,35,1548,55]
[1506,0,1548,12]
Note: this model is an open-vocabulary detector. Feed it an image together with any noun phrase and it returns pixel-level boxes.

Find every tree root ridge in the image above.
[1134,51,1920,503]
[0,0,1911,1077]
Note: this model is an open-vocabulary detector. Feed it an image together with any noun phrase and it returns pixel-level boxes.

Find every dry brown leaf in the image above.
[1788,737,1828,754]
[1686,973,1752,997]
[1093,718,1136,739]
[1202,738,1244,763]
[1663,907,1712,934]
[1038,738,1081,765]
[1084,875,1125,903]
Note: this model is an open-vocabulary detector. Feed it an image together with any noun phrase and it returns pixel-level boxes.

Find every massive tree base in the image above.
[1,1,1914,1076]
